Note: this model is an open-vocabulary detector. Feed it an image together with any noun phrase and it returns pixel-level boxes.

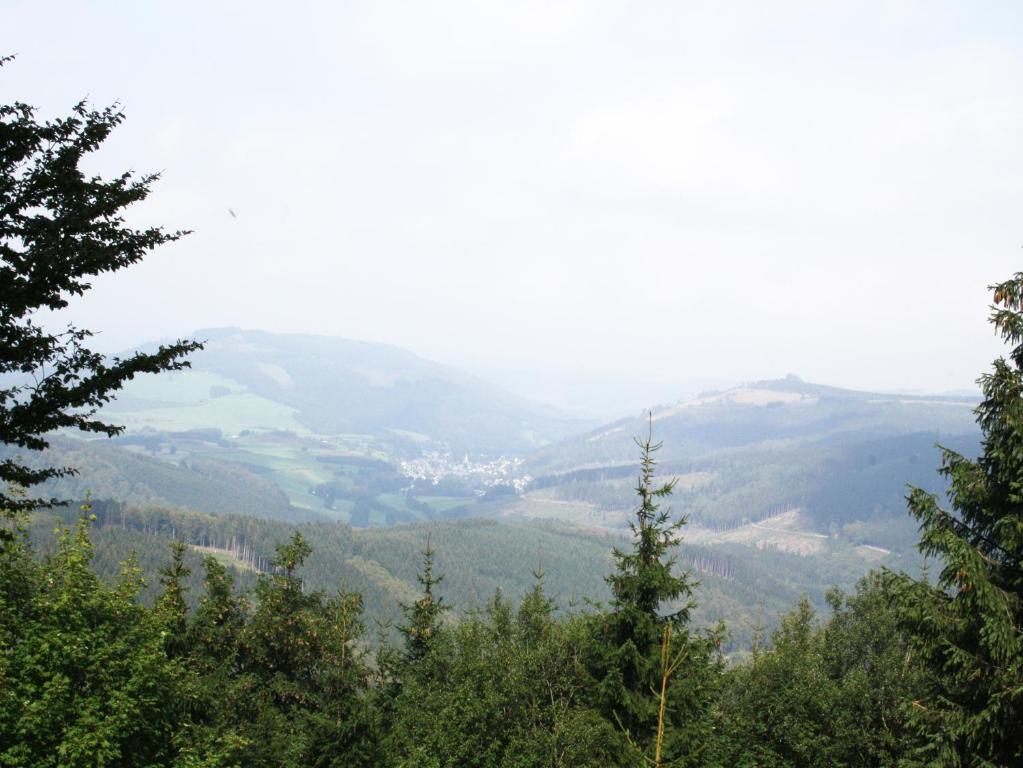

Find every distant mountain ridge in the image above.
[528,374,980,474]
[114,327,594,455]
[737,373,978,402]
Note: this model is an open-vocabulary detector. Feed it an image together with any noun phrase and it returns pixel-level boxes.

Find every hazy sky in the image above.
[3,1,1021,410]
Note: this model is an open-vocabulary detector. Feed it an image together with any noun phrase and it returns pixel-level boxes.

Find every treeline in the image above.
[24,496,883,651]
[0,510,975,767]
[4,427,1020,767]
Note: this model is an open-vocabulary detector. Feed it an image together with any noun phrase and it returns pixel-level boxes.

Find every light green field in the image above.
[102,369,310,435]
[110,370,247,404]
[201,439,339,513]
[377,494,410,512]
[112,392,310,435]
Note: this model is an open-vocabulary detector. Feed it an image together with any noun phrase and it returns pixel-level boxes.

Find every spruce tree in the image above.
[155,540,191,658]
[517,563,555,647]
[188,555,246,668]
[398,532,448,663]
[592,418,718,760]
[244,532,318,681]
[889,273,1023,765]
[178,555,250,766]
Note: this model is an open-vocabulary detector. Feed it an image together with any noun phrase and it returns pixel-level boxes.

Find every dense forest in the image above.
[3,407,1021,766]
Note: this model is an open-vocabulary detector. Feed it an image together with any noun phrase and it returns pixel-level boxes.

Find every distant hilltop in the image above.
[111,327,595,455]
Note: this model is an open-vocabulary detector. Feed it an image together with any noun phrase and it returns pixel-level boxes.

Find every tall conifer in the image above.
[155,540,191,658]
[593,418,718,760]
[398,532,448,663]
[889,273,1023,765]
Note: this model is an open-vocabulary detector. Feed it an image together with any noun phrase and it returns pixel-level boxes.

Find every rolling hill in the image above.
[12,362,985,649]
[514,375,980,556]
[527,374,979,472]
[111,328,593,454]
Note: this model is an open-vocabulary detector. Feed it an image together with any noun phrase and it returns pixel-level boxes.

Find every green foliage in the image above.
[886,274,1023,766]
[589,422,723,763]
[0,516,185,766]
[1,424,1007,768]
[710,574,929,767]
[382,579,623,768]
[211,532,374,767]
[156,540,191,657]
[398,532,449,664]
[0,56,201,515]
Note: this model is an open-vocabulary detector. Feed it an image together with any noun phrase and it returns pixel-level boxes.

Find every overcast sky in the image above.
[3,1,1021,411]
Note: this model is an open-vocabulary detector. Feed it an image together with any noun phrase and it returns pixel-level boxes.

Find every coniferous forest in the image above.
[2,27,1023,768]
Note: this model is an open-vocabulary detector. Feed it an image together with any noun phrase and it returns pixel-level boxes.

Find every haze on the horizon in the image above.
[3,1,1021,413]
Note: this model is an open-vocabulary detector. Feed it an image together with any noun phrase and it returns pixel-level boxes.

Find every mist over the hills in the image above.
[5,0,1020,399]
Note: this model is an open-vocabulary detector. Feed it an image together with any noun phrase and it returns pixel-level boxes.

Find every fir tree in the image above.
[177,555,251,766]
[399,532,448,663]
[155,539,191,658]
[188,555,246,668]
[598,419,696,732]
[591,418,720,761]
[888,273,1023,765]
[517,562,555,647]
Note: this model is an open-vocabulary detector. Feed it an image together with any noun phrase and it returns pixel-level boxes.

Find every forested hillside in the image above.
[23,499,877,650]
[12,373,981,643]
[2,436,303,520]
[7,390,1020,766]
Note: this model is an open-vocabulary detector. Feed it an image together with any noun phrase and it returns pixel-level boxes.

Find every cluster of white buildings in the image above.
[399,452,533,493]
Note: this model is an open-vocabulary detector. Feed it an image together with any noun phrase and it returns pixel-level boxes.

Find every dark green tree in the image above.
[517,563,555,647]
[0,516,184,766]
[243,532,319,685]
[0,55,201,516]
[591,419,721,762]
[709,575,930,768]
[155,539,191,658]
[188,554,247,669]
[306,588,376,767]
[232,532,374,767]
[382,576,622,768]
[176,555,252,766]
[887,273,1023,765]
[820,575,931,766]
[399,532,449,663]
[714,596,832,768]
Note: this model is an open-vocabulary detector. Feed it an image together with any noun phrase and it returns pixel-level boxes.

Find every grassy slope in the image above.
[119,328,593,454]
